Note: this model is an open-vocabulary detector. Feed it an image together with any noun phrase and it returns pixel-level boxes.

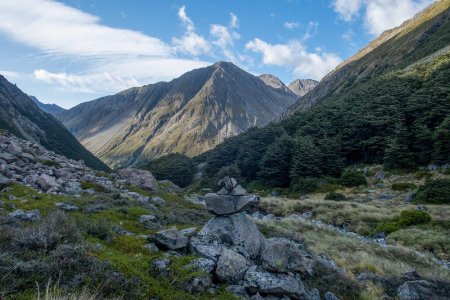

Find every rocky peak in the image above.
[288,79,319,97]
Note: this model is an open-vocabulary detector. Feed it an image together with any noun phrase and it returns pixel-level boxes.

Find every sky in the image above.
[0,0,435,108]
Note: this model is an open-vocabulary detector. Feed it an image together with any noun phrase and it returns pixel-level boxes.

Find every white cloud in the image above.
[284,22,300,30]
[0,70,21,78]
[173,5,211,56]
[0,0,171,57]
[332,0,434,36]
[302,21,319,41]
[230,13,239,28]
[364,0,434,35]
[246,38,342,79]
[332,0,362,21]
[0,0,210,95]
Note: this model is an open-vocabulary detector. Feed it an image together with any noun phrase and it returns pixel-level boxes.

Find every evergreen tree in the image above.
[290,136,322,183]
[317,137,345,176]
[384,122,415,169]
[258,134,294,187]
[433,116,450,164]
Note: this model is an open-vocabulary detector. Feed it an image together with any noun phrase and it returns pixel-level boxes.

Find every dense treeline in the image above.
[193,53,450,189]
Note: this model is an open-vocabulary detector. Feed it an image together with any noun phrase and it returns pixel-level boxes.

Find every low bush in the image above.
[339,169,367,187]
[325,192,347,201]
[80,181,107,193]
[414,179,450,204]
[145,154,195,188]
[374,210,432,235]
[391,182,417,191]
[291,177,319,194]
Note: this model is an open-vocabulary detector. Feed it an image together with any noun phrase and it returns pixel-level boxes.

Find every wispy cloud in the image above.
[246,38,342,79]
[230,13,239,28]
[284,22,300,30]
[332,0,434,36]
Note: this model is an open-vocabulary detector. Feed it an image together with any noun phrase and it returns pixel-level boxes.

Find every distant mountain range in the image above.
[58,62,299,167]
[0,76,109,171]
[30,96,66,117]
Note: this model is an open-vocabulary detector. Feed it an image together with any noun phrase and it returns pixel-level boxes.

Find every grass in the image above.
[80,181,107,193]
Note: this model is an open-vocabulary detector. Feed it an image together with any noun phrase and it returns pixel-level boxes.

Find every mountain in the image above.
[284,0,450,116]
[287,79,318,97]
[59,61,297,168]
[194,0,450,188]
[258,74,294,95]
[0,75,109,171]
[30,96,66,116]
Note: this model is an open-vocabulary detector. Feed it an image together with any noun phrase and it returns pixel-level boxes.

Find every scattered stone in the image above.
[397,280,436,300]
[55,202,79,211]
[139,215,161,229]
[150,196,166,207]
[143,243,159,252]
[0,152,16,163]
[324,291,340,300]
[261,238,306,273]
[37,174,59,191]
[8,195,16,200]
[226,285,248,298]
[117,168,158,190]
[152,258,170,277]
[216,248,251,283]
[184,276,212,293]
[6,142,22,156]
[0,174,10,188]
[244,266,307,299]
[112,225,135,236]
[8,209,40,221]
[153,227,189,250]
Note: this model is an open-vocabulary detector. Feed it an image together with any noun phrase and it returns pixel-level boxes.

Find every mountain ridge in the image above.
[59,61,297,168]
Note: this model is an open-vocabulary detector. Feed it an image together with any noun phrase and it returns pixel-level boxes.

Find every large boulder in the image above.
[205,193,259,215]
[261,238,307,273]
[37,174,59,191]
[117,168,158,191]
[195,212,265,260]
[244,266,307,299]
[153,227,189,250]
[9,209,41,221]
[397,280,438,300]
[215,248,251,283]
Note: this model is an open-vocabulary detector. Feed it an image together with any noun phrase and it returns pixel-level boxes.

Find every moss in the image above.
[391,182,417,191]
[80,181,107,193]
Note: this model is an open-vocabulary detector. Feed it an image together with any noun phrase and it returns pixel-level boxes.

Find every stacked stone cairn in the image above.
[152,176,332,299]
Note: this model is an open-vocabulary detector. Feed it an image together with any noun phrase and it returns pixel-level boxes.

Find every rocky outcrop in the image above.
[288,79,318,97]
[117,168,158,191]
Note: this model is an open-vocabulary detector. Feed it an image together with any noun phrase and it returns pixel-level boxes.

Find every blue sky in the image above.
[0,0,434,108]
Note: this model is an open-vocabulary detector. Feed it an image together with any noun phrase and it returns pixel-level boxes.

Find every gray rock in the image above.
[218,176,238,193]
[0,174,10,188]
[112,226,135,236]
[309,288,321,300]
[143,243,159,252]
[244,266,306,299]
[187,258,216,273]
[9,209,40,221]
[261,238,306,273]
[216,248,251,283]
[226,285,249,298]
[231,184,247,196]
[37,174,59,191]
[153,227,189,250]
[6,142,22,156]
[196,212,265,259]
[375,170,385,180]
[397,280,436,300]
[55,202,79,211]
[205,193,260,215]
[0,152,16,163]
[117,168,158,190]
[150,196,166,207]
[189,237,223,261]
[180,227,197,237]
[184,275,212,293]
[324,291,340,300]
[139,214,157,223]
[152,258,170,277]
[20,152,35,161]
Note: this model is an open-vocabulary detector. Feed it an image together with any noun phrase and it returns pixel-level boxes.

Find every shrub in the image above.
[145,154,195,188]
[374,210,432,235]
[80,181,107,193]
[291,177,319,194]
[339,169,367,187]
[391,182,417,191]
[415,179,450,204]
[325,192,347,201]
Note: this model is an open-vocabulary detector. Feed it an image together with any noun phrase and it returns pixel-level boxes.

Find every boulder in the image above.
[55,202,79,211]
[139,215,161,229]
[261,238,306,273]
[218,176,238,193]
[117,168,158,191]
[112,226,135,236]
[152,258,170,277]
[179,227,197,237]
[226,285,249,299]
[324,291,340,300]
[9,209,40,221]
[37,174,59,191]
[6,142,22,156]
[231,184,247,196]
[244,266,307,299]
[216,248,251,283]
[150,196,166,207]
[187,258,216,273]
[205,193,260,215]
[189,237,223,261]
[195,212,265,259]
[0,174,10,188]
[153,227,189,250]
[0,152,16,163]
[184,276,212,294]
[397,280,436,300]
[144,243,160,252]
